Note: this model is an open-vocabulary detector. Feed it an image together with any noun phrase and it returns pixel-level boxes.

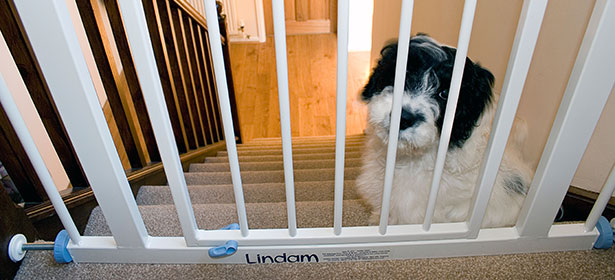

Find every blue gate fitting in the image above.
[208,223,240,258]
[53,230,73,263]
[8,229,73,264]
[593,216,613,249]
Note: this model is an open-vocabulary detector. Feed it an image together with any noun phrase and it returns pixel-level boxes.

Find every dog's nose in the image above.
[399,109,424,130]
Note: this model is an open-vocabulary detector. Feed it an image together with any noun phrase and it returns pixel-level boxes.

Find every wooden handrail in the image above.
[173,0,208,30]
[24,142,226,223]
[0,0,240,243]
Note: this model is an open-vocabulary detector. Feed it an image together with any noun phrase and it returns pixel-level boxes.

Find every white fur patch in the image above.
[367,84,440,153]
[357,101,533,227]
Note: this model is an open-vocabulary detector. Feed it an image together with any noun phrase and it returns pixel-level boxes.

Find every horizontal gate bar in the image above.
[67,224,596,263]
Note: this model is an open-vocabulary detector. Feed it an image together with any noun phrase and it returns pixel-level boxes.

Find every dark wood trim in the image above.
[193,23,219,143]
[172,7,203,148]
[329,0,337,34]
[76,0,145,169]
[0,1,89,188]
[143,0,188,153]
[561,186,615,222]
[218,11,242,143]
[178,11,207,147]
[172,0,208,29]
[0,186,38,280]
[145,0,189,153]
[0,106,46,203]
[201,30,225,141]
[104,0,162,163]
[165,0,198,150]
[27,142,227,238]
[184,16,214,145]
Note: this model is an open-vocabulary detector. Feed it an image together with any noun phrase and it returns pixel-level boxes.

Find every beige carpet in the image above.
[15,135,615,279]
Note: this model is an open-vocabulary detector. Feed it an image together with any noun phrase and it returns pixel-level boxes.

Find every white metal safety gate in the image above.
[2,0,615,264]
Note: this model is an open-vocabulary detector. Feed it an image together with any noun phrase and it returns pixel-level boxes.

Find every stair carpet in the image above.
[84,135,372,236]
[15,134,615,279]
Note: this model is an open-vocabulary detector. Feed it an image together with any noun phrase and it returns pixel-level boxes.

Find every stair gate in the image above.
[2,0,615,264]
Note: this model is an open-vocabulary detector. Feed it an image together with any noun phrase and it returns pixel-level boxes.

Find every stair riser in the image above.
[85,200,370,236]
[137,181,359,204]
[205,151,363,163]
[217,146,362,157]
[237,140,365,150]
[248,135,365,144]
[189,158,363,172]
[184,168,361,185]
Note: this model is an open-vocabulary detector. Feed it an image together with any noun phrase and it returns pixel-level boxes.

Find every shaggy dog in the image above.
[356,35,533,227]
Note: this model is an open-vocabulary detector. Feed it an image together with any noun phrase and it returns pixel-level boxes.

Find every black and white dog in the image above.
[356,35,533,227]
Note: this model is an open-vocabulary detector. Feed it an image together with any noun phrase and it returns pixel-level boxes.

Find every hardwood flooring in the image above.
[229,34,370,143]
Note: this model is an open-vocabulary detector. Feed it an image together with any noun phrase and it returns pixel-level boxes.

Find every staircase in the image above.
[86,134,372,235]
[13,135,615,279]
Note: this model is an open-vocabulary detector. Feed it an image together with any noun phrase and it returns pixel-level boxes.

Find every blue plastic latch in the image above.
[208,240,238,258]
[53,230,73,263]
[594,216,614,249]
[208,223,240,258]
[219,223,240,230]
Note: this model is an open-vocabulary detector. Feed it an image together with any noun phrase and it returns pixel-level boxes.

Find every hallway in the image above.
[229,34,370,142]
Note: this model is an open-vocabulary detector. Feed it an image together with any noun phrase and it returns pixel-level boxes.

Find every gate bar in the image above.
[467,0,547,237]
[116,0,200,244]
[379,0,415,235]
[13,0,149,248]
[333,0,350,235]
[516,0,615,237]
[202,0,250,236]
[0,74,81,244]
[585,163,615,232]
[423,0,477,231]
[271,0,297,237]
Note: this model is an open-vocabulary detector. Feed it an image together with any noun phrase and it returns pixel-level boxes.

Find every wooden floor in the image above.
[229,34,370,143]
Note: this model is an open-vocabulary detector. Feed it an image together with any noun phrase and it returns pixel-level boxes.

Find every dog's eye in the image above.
[438,90,448,100]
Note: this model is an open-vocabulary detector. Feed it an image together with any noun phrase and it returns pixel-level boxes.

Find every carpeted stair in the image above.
[14,135,615,279]
[84,135,371,235]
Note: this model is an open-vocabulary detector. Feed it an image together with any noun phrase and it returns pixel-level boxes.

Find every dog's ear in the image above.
[434,56,494,148]
[361,43,398,102]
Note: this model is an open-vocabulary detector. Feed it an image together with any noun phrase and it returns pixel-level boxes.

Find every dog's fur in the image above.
[356,35,533,227]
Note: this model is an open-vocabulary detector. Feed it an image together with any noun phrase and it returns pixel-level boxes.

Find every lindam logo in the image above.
[245,253,319,264]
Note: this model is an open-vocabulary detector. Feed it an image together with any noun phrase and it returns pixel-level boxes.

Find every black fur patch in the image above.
[504,174,528,195]
[361,35,495,149]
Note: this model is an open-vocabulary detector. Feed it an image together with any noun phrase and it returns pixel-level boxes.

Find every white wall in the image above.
[224,0,266,42]
[370,0,614,196]
[0,0,110,192]
[0,32,70,192]
[348,0,374,52]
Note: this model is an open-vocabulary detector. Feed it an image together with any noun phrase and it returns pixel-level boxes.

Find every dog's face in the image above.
[362,35,495,154]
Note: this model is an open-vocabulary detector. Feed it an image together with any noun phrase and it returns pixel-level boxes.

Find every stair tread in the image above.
[237,139,365,150]
[184,167,361,185]
[84,200,370,236]
[189,158,363,172]
[248,134,364,143]
[137,180,359,204]
[205,151,363,163]
[217,146,362,157]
